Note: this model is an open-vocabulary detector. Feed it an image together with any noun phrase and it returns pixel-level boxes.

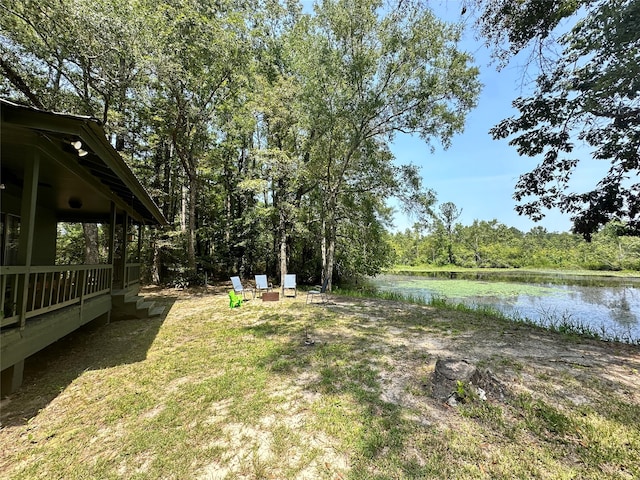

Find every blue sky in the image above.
[387,57,567,232]
[300,1,601,234]
[388,2,579,234]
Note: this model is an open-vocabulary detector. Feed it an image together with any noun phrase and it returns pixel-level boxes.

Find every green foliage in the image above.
[286,0,480,286]
[388,214,640,270]
[55,223,110,265]
[472,0,591,66]
[55,223,85,265]
[483,0,640,238]
[1,0,479,286]
[455,380,476,403]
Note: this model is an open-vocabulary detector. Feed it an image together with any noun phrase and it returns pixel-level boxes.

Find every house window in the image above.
[0,213,20,266]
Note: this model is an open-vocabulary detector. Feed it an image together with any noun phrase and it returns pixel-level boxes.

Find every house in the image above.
[1,99,168,396]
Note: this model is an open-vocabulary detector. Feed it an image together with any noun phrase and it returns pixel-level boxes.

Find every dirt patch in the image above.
[313,296,640,424]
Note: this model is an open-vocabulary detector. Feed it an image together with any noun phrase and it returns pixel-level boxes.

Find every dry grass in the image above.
[1,285,639,479]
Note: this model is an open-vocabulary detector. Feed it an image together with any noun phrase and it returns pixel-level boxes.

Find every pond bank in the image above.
[369,271,640,343]
[386,266,640,281]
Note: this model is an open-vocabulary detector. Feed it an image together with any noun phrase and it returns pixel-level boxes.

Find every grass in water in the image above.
[338,284,640,344]
[0,286,638,479]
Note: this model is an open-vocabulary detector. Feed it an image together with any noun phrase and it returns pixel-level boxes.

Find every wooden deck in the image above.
[1,263,147,396]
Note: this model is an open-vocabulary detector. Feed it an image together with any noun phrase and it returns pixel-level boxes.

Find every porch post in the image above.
[108,202,117,290]
[112,212,129,289]
[108,202,116,266]
[17,151,39,329]
[122,212,129,286]
[9,151,39,394]
[0,361,24,396]
[137,224,143,262]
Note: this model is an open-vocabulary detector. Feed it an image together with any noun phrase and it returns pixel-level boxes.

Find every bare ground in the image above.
[315,296,640,422]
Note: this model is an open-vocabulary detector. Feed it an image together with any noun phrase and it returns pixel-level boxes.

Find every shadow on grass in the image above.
[243,304,414,471]
[0,294,178,427]
[242,296,640,477]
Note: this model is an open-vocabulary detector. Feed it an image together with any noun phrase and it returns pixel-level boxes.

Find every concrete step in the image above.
[149,305,165,317]
[111,292,163,320]
[111,289,139,307]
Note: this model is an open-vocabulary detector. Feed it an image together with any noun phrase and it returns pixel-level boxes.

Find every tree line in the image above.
[2,0,637,285]
[388,210,640,271]
[1,0,479,287]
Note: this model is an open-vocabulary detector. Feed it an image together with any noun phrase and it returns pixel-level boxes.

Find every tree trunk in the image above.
[279,210,288,295]
[151,229,161,284]
[163,142,174,220]
[321,217,328,285]
[187,174,198,271]
[181,184,188,233]
[82,223,100,264]
[474,236,481,267]
[325,231,335,292]
[321,204,336,292]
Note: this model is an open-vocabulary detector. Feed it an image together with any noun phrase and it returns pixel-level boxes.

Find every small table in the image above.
[262,292,280,302]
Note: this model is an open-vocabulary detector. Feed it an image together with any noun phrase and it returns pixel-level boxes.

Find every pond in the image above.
[370,272,640,343]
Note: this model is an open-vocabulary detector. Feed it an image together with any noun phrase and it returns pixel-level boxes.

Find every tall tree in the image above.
[250,0,308,286]
[292,0,480,288]
[436,202,462,265]
[148,0,252,270]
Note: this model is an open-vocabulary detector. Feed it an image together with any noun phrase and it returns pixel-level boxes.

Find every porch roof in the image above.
[0,98,167,225]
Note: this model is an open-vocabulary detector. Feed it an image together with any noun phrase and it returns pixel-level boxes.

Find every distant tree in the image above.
[386,216,639,271]
[435,202,463,265]
[456,219,502,267]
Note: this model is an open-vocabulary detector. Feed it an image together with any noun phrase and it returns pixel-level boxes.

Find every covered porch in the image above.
[1,99,167,396]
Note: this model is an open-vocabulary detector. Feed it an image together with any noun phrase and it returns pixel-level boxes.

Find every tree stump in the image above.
[432,358,506,405]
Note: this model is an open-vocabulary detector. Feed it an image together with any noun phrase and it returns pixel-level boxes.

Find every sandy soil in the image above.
[324,296,640,414]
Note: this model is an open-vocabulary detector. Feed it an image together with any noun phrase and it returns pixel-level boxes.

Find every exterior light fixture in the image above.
[70,139,89,156]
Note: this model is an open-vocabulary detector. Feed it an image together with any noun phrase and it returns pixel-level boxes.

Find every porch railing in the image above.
[124,263,141,288]
[0,264,112,328]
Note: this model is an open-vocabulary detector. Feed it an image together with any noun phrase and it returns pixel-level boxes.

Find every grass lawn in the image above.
[1,286,639,479]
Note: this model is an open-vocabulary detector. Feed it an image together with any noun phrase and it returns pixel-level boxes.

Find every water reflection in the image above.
[393,269,639,287]
[372,273,640,342]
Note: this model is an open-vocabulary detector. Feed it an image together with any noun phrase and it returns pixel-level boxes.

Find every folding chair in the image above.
[306,277,329,304]
[283,274,297,297]
[230,276,254,300]
[254,274,273,297]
